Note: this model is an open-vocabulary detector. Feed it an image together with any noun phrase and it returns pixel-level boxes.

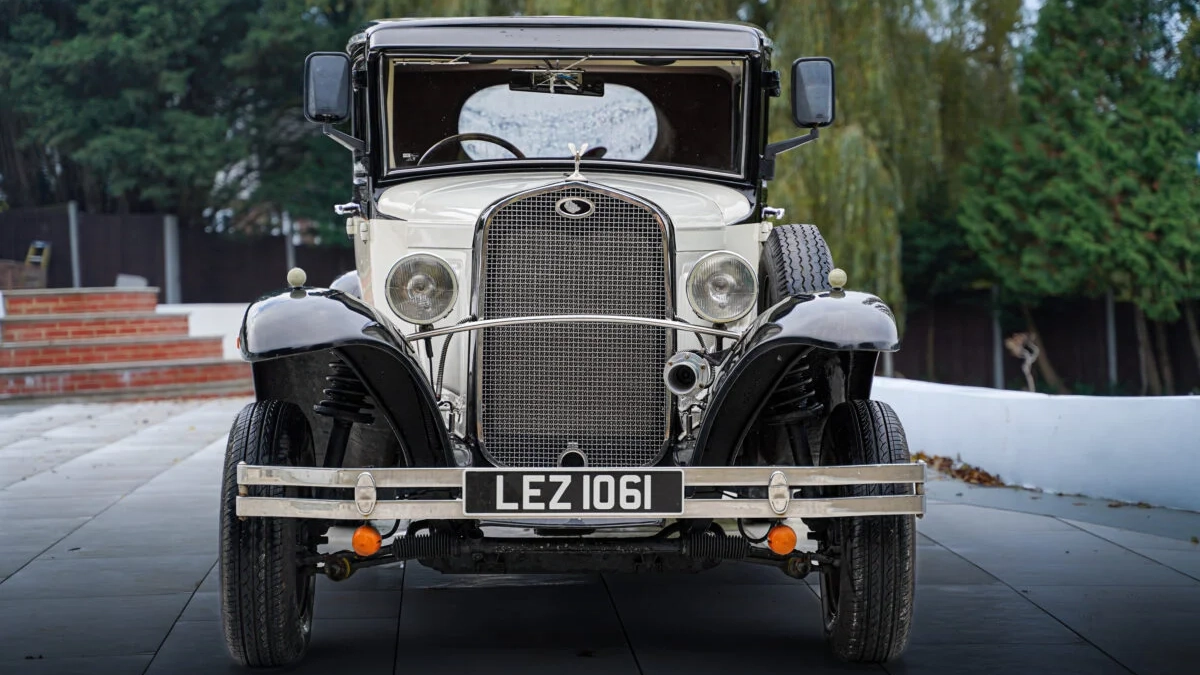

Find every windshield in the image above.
[384,56,747,175]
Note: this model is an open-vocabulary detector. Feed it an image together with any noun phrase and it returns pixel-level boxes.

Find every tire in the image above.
[818,400,916,662]
[761,223,834,305]
[219,400,318,667]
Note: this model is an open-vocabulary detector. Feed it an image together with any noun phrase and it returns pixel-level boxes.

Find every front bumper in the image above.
[235,463,926,520]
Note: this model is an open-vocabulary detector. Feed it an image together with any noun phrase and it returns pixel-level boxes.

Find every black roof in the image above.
[361,16,770,54]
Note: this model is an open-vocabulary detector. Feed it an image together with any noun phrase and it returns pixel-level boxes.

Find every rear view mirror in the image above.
[304,52,351,124]
[791,57,835,128]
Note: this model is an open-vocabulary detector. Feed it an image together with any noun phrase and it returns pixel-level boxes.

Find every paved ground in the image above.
[1,399,1198,675]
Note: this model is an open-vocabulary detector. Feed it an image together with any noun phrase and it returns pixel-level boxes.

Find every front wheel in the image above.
[219,400,318,667]
[818,400,916,662]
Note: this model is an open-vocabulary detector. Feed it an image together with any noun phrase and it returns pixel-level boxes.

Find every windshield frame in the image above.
[374,51,753,182]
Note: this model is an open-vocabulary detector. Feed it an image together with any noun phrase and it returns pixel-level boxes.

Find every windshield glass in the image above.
[384,56,746,175]
[459,84,658,161]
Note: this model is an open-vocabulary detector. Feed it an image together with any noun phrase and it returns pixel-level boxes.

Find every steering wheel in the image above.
[417,133,525,165]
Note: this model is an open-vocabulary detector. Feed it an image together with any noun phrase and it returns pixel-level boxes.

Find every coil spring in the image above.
[392,534,461,560]
[682,532,750,560]
[765,357,821,423]
[313,359,375,424]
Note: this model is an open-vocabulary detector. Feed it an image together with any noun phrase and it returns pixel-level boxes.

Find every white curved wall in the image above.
[872,378,1200,512]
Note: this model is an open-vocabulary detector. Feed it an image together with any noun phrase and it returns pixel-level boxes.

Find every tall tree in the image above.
[959,0,1200,394]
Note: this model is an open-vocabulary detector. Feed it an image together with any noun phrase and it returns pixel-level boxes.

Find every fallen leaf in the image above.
[913,451,1004,486]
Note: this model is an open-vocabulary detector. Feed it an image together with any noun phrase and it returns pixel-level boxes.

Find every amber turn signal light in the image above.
[352,523,382,556]
[767,524,797,555]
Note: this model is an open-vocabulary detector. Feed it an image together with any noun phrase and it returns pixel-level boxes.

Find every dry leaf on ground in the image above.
[913,451,1005,486]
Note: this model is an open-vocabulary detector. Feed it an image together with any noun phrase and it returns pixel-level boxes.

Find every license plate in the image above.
[463,469,684,516]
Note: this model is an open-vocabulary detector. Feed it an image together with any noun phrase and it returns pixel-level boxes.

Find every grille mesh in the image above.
[479,185,670,467]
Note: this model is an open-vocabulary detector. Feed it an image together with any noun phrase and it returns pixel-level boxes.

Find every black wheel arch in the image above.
[242,287,453,468]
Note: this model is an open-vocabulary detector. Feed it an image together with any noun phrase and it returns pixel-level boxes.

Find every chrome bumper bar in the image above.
[236,463,926,520]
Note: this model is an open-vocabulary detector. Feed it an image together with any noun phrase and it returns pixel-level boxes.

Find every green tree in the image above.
[0,0,255,220]
[959,0,1200,394]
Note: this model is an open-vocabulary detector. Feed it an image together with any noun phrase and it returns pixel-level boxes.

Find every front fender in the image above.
[693,291,898,466]
[240,288,452,468]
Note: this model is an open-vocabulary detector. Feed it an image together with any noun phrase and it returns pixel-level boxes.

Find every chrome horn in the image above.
[663,351,713,397]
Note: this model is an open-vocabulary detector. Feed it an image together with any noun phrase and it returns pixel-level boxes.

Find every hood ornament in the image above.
[567,142,589,181]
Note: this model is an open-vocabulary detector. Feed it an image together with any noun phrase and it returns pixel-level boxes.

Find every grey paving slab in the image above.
[905,585,1084,645]
[0,593,191,659]
[926,479,1200,542]
[0,655,153,675]
[397,646,641,675]
[915,546,1004,586]
[886,643,1130,674]
[608,581,879,675]
[144,619,397,675]
[400,582,624,649]
[0,493,121,520]
[0,516,92,550]
[397,581,637,674]
[1061,519,1200,580]
[0,545,44,579]
[0,553,214,600]
[1023,585,1200,675]
[920,506,1198,588]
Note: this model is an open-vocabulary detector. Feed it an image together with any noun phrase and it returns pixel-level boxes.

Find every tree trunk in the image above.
[1019,305,1069,394]
[1134,307,1162,396]
[1183,302,1200,385]
[1153,320,1175,396]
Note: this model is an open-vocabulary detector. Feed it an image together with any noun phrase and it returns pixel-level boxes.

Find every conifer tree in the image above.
[959,0,1200,393]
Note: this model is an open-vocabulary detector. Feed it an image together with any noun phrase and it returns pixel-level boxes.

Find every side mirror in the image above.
[304,52,351,124]
[791,57,835,128]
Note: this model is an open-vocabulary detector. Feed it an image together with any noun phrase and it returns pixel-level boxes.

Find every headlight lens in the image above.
[686,251,757,323]
[385,253,458,325]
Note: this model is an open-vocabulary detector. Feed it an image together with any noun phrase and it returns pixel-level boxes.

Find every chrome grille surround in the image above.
[474,182,673,468]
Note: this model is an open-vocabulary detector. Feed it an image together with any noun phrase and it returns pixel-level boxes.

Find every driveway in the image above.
[0,399,1197,675]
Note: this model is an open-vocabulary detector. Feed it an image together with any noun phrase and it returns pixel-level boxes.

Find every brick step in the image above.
[11,379,254,404]
[0,358,252,401]
[0,312,189,344]
[0,335,224,368]
[0,287,160,316]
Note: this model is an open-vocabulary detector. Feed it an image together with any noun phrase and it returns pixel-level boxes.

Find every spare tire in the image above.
[761,223,834,305]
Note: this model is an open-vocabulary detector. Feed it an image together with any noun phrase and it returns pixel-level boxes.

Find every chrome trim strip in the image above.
[236,494,926,520]
[237,463,926,489]
[409,314,741,340]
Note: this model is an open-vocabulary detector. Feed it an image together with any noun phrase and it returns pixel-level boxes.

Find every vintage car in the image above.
[220,16,925,667]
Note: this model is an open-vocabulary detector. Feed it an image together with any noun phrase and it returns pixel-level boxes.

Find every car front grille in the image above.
[477,184,671,467]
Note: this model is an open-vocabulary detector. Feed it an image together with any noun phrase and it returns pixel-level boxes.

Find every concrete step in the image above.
[0,358,252,401]
[0,335,224,368]
[0,287,160,316]
[0,312,189,343]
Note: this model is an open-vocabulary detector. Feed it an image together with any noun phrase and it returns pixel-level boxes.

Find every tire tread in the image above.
[825,400,915,662]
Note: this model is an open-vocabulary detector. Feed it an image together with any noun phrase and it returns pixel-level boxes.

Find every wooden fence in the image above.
[0,205,354,303]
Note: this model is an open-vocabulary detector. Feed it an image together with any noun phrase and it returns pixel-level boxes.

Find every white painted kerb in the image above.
[873,378,1200,511]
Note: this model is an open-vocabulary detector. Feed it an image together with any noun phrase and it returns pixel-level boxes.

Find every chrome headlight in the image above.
[385,253,458,325]
[686,251,757,323]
